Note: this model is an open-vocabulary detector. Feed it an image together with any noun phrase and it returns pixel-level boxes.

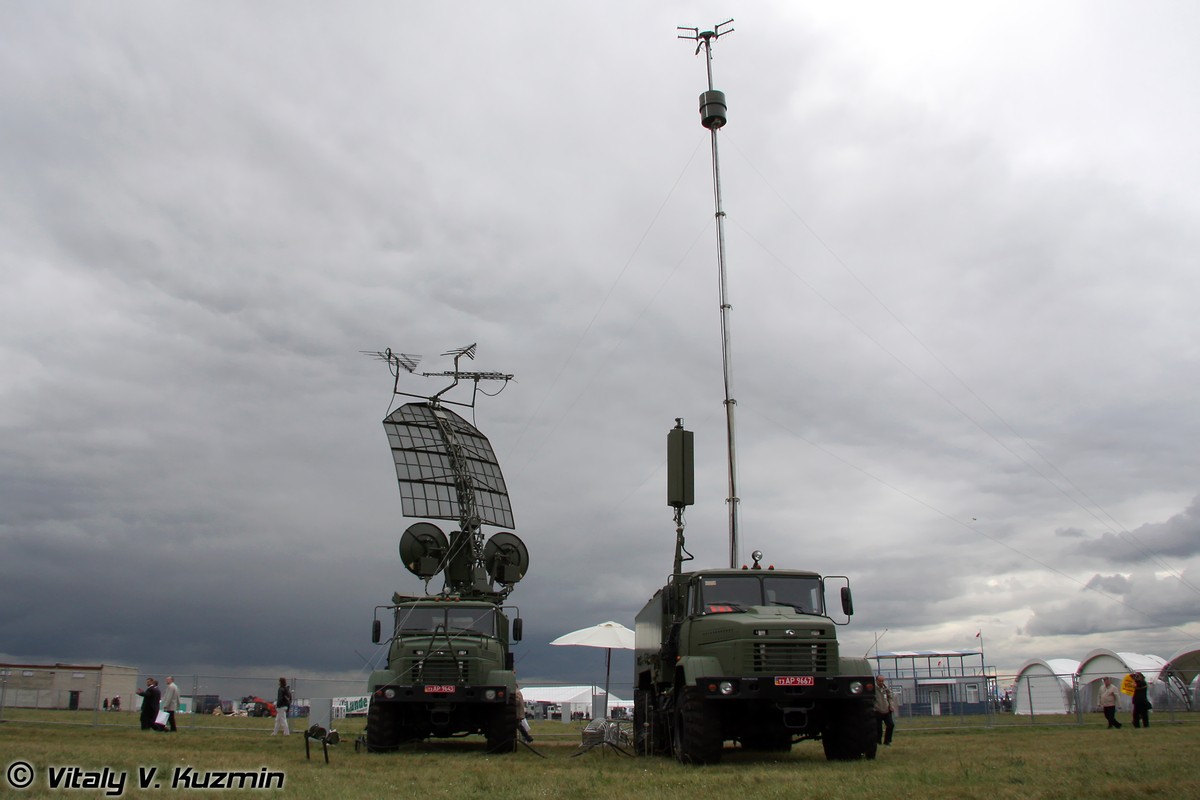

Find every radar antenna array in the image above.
[367,343,525,600]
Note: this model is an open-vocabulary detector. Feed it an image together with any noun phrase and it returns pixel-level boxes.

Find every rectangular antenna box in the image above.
[667,425,694,508]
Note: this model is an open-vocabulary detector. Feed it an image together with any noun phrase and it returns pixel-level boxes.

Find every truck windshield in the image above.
[697,575,823,615]
[394,606,497,636]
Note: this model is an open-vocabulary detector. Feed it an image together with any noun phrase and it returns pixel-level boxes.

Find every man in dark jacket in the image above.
[1131,672,1151,728]
[136,678,162,731]
[272,678,291,736]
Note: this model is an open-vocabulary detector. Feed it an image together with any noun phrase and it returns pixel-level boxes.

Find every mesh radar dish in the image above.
[383,402,515,530]
[399,522,450,580]
[483,532,529,587]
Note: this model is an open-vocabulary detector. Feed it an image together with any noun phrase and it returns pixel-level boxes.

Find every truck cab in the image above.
[366,595,522,752]
[635,567,876,763]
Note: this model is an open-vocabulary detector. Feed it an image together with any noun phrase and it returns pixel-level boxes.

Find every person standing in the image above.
[1131,672,1151,728]
[136,678,161,731]
[1099,676,1122,729]
[161,676,180,732]
[874,675,897,746]
[272,678,291,736]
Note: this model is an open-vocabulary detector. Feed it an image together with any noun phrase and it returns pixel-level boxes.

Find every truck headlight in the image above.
[383,688,396,699]
[848,681,864,695]
[484,689,497,700]
[719,681,736,695]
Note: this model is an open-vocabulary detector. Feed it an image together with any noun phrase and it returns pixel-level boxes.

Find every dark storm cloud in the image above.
[1023,570,1199,637]
[1081,495,1200,565]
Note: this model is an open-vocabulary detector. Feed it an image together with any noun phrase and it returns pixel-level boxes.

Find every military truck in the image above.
[632,422,877,764]
[366,593,523,752]
[362,346,528,753]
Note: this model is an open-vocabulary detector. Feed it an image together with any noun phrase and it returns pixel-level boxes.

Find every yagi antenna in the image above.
[676,19,734,56]
[363,343,513,409]
[442,343,476,361]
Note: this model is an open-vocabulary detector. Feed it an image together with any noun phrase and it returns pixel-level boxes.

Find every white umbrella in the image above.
[550,621,635,719]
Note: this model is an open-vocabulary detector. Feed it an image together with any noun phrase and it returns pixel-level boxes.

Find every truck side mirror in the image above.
[372,619,381,644]
[512,617,523,642]
[840,587,854,617]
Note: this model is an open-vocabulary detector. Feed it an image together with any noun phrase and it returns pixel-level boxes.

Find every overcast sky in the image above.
[3,1,1199,690]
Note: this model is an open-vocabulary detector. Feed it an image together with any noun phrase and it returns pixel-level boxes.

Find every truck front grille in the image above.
[412,658,465,684]
[748,641,831,675]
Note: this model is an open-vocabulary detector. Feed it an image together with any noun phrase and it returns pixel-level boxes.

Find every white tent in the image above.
[1012,658,1080,715]
[1160,645,1200,710]
[1077,649,1168,711]
[519,685,632,721]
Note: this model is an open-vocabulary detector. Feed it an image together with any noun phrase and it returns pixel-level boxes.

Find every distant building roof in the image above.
[875,650,982,658]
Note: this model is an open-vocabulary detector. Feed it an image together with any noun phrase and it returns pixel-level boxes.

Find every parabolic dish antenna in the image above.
[483,532,529,586]
[399,522,450,580]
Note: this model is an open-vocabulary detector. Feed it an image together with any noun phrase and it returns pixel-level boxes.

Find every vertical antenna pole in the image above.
[680,20,739,568]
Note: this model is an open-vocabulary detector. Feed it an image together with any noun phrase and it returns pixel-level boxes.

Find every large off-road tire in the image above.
[366,700,399,753]
[673,686,723,765]
[484,698,518,754]
[822,702,877,761]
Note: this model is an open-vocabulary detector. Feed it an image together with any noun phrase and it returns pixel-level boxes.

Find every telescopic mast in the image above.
[678,20,740,568]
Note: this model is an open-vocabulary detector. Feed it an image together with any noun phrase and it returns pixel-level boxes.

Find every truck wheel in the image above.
[858,704,879,761]
[485,698,518,754]
[673,687,722,765]
[822,703,876,761]
[366,700,399,753]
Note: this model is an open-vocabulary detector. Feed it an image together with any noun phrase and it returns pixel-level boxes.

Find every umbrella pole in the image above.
[603,648,612,719]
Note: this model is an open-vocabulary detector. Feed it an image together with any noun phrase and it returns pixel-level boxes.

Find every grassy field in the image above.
[1,711,1197,798]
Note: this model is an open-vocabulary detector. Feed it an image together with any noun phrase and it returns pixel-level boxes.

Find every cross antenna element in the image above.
[678,19,740,568]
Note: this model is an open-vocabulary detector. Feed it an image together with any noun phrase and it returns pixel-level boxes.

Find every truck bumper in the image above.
[370,684,511,704]
[692,675,873,703]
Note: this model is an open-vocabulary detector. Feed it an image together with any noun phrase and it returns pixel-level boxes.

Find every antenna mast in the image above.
[678,20,740,568]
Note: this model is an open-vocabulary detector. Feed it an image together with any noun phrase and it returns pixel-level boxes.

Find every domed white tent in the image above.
[1012,658,1079,716]
[1160,646,1200,710]
[1076,649,1167,711]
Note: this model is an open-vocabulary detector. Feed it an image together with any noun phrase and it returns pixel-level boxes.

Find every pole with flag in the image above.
[975,629,991,718]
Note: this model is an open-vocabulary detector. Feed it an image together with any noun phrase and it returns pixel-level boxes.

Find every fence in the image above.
[0,667,370,730]
[2,667,1195,731]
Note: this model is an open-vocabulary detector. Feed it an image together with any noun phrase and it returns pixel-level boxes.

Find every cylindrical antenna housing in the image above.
[699,89,727,129]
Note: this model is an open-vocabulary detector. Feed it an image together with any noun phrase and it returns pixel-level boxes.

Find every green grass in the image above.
[2,712,1197,798]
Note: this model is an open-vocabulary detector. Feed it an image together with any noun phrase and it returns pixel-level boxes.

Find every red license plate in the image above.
[774,676,814,687]
[424,685,455,694]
